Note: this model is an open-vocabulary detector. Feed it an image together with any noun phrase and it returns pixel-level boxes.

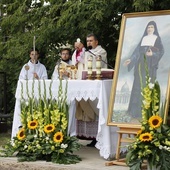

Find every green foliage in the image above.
[0,0,170,115]
[0,132,11,146]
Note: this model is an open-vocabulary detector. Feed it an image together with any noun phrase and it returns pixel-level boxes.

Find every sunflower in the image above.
[53,132,64,143]
[44,124,55,133]
[17,128,25,140]
[27,120,38,130]
[139,132,153,142]
[148,115,162,129]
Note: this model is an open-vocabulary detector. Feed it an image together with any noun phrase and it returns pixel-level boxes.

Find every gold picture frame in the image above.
[107,10,170,126]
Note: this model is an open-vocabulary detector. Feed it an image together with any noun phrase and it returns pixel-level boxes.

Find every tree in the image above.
[0,0,170,113]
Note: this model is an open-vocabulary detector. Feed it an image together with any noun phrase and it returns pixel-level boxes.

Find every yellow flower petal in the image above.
[17,128,25,140]
[148,115,162,129]
[53,132,64,143]
[44,124,55,133]
[27,120,38,130]
[139,132,153,142]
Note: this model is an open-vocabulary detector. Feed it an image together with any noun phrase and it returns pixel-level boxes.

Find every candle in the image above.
[96,60,101,68]
[96,55,101,76]
[88,69,92,75]
[87,59,92,75]
[88,60,92,68]
[96,69,101,75]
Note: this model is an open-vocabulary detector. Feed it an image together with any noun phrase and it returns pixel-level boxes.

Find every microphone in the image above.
[86,46,93,51]
[86,46,114,69]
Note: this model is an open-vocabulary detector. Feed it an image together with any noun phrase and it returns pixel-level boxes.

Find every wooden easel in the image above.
[105,124,141,166]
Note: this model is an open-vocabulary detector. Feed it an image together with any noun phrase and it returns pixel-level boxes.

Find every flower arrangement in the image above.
[1,80,81,164]
[126,59,170,170]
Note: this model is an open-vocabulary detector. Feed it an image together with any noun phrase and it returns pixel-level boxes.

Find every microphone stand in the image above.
[86,50,114,69]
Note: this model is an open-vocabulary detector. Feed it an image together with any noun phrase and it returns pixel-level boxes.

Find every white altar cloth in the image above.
[12,79,119,159]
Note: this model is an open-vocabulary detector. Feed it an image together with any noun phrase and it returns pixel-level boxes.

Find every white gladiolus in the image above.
[61,143,68,149]
[159,145,163,149]
[159,145,170,151]
[148,83,154,89]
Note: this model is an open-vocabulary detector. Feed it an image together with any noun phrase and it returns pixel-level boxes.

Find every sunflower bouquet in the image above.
[126,60,170,170]
[1,80,81,164]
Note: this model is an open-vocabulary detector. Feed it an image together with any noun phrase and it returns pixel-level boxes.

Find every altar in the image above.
[12,79,120,159]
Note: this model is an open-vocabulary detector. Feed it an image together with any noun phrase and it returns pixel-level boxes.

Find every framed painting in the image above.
[107,10,170,126]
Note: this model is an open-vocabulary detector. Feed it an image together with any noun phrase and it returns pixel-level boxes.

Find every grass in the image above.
[0,132,11,147]
[0,122,12,147]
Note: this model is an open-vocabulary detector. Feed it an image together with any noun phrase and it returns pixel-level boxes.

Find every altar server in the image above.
[52,48,72,80]
[19,48,48,80]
